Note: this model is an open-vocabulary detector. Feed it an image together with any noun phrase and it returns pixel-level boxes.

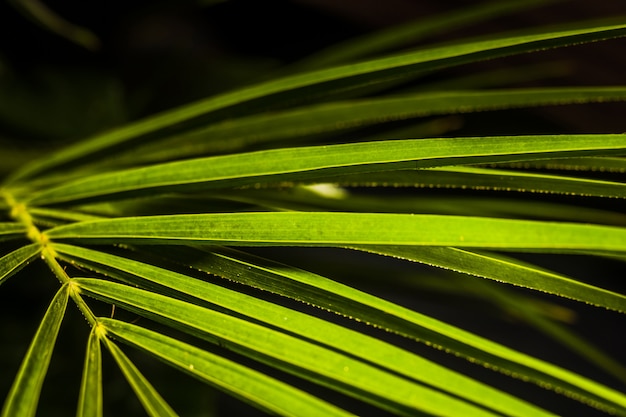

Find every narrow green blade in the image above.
[9,22,626,182]
[76,278,511,417]
[98,318,355,417]
[102,337,177,417]
[353,246,626,312]
[45,212,626,252]
[76,327,103,417]
[0,222,26,242]
[504,156,626,172]
[325,165,626,198]
[26,134,626,206]
[0,244,41,286]
[1,284,69,417]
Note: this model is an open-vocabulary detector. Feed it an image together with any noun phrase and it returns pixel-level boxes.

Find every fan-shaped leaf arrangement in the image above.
[2,1,626,416]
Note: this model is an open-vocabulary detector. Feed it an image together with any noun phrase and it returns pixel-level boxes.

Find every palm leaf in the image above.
[98,318,356,417]
[2,4,626,417]
[57,243,626,414]
[76,327,103,417]
[0,244,41,286]
[23,134,626,205]
[102,337,178,417]
[45,212,626,252]
[354,246,626,312]
[1,285,69,417]
[77,278,551,417]
[49,243,554,415]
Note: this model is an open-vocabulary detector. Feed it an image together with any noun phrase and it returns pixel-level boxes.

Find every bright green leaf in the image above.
[102,337,177,417]
[77,278,515,417]
[53,243,554,417]
[76,327,103,417]
[353,246,626,312]
[0,244,41,286]
[98,318,356,417]
[147,245,626,415]
[1,284,69,417]
[45,212,626,252]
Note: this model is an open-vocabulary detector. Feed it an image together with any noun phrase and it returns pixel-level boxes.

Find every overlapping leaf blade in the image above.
[157,246,626,414]
[466,278,626,384]
[89,87,626,168]
[75,277,539,417]
[54,244,625,415]
[97,318,356,417]
[102,337,177,417]
[353,246,626,312]
[53,243,555,416]
[509,156,626,172]
[214,187,626,224]
[25,134,626,206]
[320,166,626,198]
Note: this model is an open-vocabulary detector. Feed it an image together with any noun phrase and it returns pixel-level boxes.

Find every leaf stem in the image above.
[42,250,97,326]
[1,189,97,327]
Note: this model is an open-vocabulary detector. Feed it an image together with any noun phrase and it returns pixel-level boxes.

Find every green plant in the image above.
[2,1,626,416]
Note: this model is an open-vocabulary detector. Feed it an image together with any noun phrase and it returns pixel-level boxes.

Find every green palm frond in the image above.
[2,1,625,416]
